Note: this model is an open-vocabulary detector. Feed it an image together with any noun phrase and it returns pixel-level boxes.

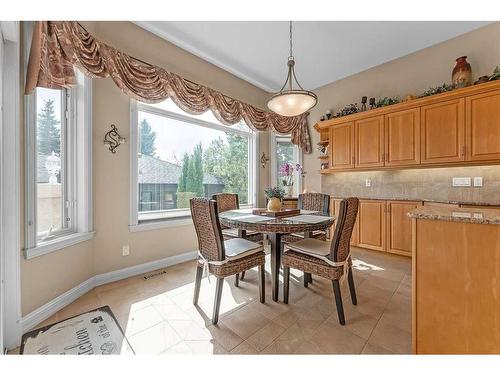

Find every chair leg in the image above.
[234,273,239,287]
[307,272,313,284]
[240,271,246,281]
[303,272,309,288]
[258,265,265,303]
[212,277,224,325]
[283,266,290,304]
[332,280,346,325]
[347,267,357,306]
[193,265,203,305]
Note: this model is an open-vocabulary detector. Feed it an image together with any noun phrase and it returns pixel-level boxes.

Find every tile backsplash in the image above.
[321,165,500,204]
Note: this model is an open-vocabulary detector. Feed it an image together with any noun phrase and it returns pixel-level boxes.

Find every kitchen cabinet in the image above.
[357,199,386,251]
[386,200,422,257]
[466,90,500,161]
[355,116,385,168]
[385,108,421,166]
[329,122,355,170]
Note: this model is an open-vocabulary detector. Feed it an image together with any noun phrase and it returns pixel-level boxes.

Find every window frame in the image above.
[129,99,258,231]
[270,133,303,195]
[24,72,94,259]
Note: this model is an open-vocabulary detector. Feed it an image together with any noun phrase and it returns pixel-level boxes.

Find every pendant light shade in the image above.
[267,22,317,117]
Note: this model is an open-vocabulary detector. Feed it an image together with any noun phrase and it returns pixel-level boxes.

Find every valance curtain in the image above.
[25,21,312,153]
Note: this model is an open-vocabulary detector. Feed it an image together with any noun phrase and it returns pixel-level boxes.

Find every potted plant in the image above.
[279,163,305,197]
[264,186,285,212]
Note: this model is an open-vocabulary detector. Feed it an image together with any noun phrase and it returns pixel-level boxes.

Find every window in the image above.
[24,71,93,258]
[271,134,302,196]
[130,98,257,226]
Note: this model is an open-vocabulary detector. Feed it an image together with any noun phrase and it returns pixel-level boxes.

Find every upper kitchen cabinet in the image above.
[355,115,385,168]
[329,122,355,170]
[466,90,500,162]
[385,108,421,166]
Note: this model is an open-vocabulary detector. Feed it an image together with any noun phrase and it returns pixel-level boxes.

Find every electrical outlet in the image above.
[122,245,130,256]
[473,177,483,187]
[452,177,471,187]
[365,178,372,187]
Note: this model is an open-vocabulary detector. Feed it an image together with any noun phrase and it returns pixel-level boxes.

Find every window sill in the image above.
[23,231,95,260]
[129,217,193,232]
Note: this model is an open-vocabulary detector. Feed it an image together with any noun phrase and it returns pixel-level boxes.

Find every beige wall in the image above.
[303,22,500,193]
[21,21,271,315]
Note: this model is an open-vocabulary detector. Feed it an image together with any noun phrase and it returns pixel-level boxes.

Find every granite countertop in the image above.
[407,206,500,225]
[329,195,500,207]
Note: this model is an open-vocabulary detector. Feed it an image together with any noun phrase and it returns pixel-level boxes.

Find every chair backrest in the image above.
[298,193,330,215]
[190,198,225,262]
[329,197,359,262]
[212,193,239,213]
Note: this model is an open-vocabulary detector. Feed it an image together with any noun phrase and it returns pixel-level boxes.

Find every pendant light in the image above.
[267,21,317,117]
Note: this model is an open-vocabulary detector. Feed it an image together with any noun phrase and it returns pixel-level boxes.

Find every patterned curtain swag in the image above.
[25,21,312,153]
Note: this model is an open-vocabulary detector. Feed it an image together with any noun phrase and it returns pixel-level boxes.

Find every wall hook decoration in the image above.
[260,152,270,168]
[104,124,125,153]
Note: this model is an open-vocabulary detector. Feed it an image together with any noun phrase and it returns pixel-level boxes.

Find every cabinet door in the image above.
[355,116,385,168]
[329,122,355,170]
[357,200,385,251]
[386,201,422,257]
[333,199,358,245]
[466,90,500,161]
[421,98,465,164]
[385,108,421,166]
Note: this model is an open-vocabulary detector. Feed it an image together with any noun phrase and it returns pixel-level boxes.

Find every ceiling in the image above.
[135,21,491,92]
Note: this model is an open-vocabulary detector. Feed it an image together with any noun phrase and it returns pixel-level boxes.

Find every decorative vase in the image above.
[284,185,293,197]
[452,56,472,88]
[267,197,282,212]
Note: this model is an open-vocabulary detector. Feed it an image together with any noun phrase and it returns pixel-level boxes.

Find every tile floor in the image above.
[14,247,412,354]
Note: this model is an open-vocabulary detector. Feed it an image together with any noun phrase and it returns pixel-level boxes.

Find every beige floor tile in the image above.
[168,320,212,341]
[340,309,379,340]
[123,305,164,337]
[361,342,393,354]
[230,341,260,354]
[127,321,182,354]
[184,340,227,355]
[368,318,412,354]
[246,321,286,351]
[153,303,192,321]
[309,320,366,354]
[161,341,193,354]
[205,322,244,351]
[294,339,325,354]
[221,304,271,339]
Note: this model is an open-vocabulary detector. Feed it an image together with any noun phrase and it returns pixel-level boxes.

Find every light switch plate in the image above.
[452,177,471,187]
[122,245,130,256]
[473,177,483,187]
[365,178,371,187]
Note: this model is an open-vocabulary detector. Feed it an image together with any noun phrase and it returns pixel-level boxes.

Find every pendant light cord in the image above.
[289,21,293,58]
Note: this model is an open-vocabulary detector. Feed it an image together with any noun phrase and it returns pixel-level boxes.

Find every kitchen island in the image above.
[408,206,500,354]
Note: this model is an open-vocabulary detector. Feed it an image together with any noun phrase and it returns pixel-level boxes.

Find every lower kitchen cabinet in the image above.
[357,200,386,251]
[386,200,422,257]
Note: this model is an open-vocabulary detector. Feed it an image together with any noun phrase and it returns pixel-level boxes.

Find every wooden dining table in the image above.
[219,209,335,302]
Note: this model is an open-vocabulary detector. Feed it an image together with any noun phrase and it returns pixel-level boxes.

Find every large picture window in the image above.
[131,99,257,224]
[271,134,302,197]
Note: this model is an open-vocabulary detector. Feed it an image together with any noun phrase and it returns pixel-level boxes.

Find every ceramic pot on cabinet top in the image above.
[452,56,472,88]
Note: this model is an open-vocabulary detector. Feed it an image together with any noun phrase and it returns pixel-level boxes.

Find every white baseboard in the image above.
[21,250,197,333]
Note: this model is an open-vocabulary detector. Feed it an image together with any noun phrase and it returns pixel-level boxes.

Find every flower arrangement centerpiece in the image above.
[264,186,285,212]
[279,162,305,197]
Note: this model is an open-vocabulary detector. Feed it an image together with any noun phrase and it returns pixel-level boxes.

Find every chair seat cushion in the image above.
[224,238,263,260]
[284,238,331,261]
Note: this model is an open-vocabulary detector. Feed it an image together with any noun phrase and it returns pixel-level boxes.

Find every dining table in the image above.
[219,209,335,302]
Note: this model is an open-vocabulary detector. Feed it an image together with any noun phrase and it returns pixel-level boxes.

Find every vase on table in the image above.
[267,197,282,212]
[284,184,293,198]
[452,56,472,88]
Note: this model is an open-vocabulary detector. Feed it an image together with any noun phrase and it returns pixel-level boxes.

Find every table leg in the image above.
[270,233,282,302]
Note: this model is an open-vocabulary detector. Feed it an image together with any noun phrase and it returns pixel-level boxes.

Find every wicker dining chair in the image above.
[212,193,264,285]
[281,192,331,286]
[190,198,266,324]
[282,197,359,325]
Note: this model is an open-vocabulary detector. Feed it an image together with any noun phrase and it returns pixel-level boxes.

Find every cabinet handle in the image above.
[460,145,466,157]
[352,156,355,165]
